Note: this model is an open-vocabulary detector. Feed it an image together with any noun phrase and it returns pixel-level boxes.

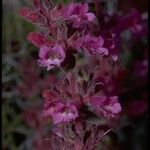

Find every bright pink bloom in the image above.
[62,3,95,28]
[38,44,65,71]
[90,96,121,119]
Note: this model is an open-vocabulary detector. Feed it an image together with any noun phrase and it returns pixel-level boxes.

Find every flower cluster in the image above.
[42,72,121,124]
[20,1,119,71]
[20,0,122,149]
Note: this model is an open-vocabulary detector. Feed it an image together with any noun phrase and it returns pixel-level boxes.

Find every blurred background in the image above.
[2,0,148,149]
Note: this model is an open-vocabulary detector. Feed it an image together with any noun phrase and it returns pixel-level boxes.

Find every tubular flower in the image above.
[43,100,78,124]
[89,96,121,119]
[62,3,95,28]
[38,44,65,71]
[73,34,108,55]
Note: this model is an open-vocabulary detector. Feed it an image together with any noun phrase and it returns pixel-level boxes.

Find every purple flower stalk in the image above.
[38,44,65,71]
[20,0,122,148]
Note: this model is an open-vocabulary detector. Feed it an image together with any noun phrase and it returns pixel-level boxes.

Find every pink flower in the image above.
[90,96,121,119]
[52,105,78,124]
[43,101,78,124]
[62,3,95,28]
[38,44,65,71]
[74,34,108,55]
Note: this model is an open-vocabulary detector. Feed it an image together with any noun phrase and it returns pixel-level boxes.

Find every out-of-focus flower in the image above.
[133,59,148,78]
[17,58,57,99]
[22,105,45,129]
[111,8,144,36]
[17,59,40,98]
[38,44,65,71]
[22,104,51,150]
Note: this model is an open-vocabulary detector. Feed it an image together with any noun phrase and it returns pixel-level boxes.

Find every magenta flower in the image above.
[27,32,66,71]
[62,3,95,28]
[38,44,65,71]
[100,32,119,61]
[74,34,108,55]
[89,96,121,119]
[43,101,78,124]
[52,103,78,124]
[111,8,143,35]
